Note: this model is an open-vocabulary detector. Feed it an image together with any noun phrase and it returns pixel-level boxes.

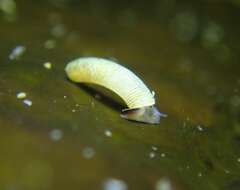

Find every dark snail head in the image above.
[120,106,167,124]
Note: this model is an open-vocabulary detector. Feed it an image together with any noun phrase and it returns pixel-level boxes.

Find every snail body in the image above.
[65,57,165,124]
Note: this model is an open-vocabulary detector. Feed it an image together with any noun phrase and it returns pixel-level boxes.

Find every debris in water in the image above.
[104,130,112,137]
[72,109,76,113]
[238,158,240,163]
[43,62,52,70]
[63,95,67,99]
[23,99,32,107]
[198,172,202,177]
[82,147,95,159]
[16,92,26,99]
[9,45,26,60]
[49,129,63,142]
[103,178,128,190]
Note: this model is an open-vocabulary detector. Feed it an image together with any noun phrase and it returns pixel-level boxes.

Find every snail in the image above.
[65,57,166,124]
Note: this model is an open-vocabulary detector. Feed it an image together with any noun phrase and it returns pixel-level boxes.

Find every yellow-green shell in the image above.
[65,57,155,109]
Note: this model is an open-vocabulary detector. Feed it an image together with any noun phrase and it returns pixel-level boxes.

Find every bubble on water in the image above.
[82,147,95,159]
[155,178,172,190]
[103,178,128,190]
[9,45,26,60]
[49,129,63,142]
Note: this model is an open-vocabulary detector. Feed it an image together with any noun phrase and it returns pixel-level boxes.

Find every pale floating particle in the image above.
[151,146,158,151]
[16,92,26,99]
[237,158,240,163]
[155,178,172,190]
[224,169,230,174]
[23,99,32,106]
[105,130,112,137]
[161,153,166,158]
[82,147,95,159]
[51,23,66,38]
[197,125,203,131]
[75,104,79,107]
[43,62,52,70]
[72,109,76,113]
[170,11,198,43]
[63,95,67,99]
[0,0,17,21]
[103,178,128,190]
[9,45,26,60]
[149,152,156,159]
[201,21,224,48]
[198,172,202,177]
[44,39,56,49]
[49,129,63,142]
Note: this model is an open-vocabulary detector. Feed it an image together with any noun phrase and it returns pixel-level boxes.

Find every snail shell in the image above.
[65,57,166,124]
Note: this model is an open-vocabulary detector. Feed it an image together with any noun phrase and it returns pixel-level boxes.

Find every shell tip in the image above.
[120,106,166,124]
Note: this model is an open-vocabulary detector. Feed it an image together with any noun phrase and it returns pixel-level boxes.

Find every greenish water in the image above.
[0,0,240,189]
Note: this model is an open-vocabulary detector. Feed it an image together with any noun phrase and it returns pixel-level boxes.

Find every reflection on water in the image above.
[0,0,240,190]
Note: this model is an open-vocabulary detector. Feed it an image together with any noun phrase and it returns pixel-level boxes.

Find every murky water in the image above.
[0,0,240,189]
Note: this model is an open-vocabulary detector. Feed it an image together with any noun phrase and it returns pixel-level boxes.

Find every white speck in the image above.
[198,172,202,177]
[151,146,158,151]
[16,92,26,99]
[72,109,76,113]
[75,104,79,107]
[43,62,52,69]
[49,129,63,142]
[197,125,203,131]
[23,99,32,106]
[161,153,166,158]
[155,178,172,190]
[82,147,95,159]
[51,23,66,38]
[9,45,26,60]
[44,39,56,49]
[149,152,156,159]
[63,95,67,99]
[103,178,128,190]
[105,130,112,137]
[237,158,240,163]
